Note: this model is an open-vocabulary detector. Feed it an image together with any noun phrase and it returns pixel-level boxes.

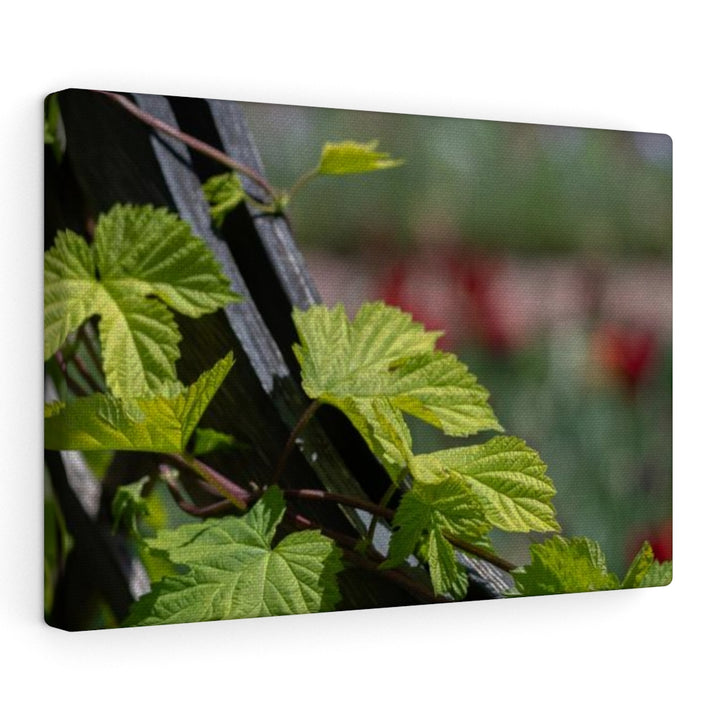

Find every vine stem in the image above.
[165,478,235,518]
[443,533,517,573]
[163,447,516,574]
[271,399,321,486]
[284,509,446,604]
[169,452,252,511]
[283,488,394,520]
[286,167,319,203]
[286,482,516,573]
[97,90,278,204]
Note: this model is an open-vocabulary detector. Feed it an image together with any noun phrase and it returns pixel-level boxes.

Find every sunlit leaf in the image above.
[382,478,491,598]
[510,536,620,596]
[44,204,240,397]
[124,487,343,625]
[44,353,234,453]
[317,140,404,176]
[410,436,559,533]
[293,302,501,481]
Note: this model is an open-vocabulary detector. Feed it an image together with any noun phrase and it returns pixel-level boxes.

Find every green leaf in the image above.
[44,353,234,453]
[202,173,246,226]
[44,230,100,363]
[621,541,672,589]
[192,427,244,456]
[334,397,413,482]
[44,204,241,397]
[317,140,404,176]
[382,478,491,599]
[292,302,501,480]
[637,560,672,588]
[112,476,151,535]
[410,436,559,533]
[124,487,343,625]
[510,536,620,596]
[621,540,655,589]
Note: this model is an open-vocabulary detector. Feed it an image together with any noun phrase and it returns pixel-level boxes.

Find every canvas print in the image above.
[44,90,672,630]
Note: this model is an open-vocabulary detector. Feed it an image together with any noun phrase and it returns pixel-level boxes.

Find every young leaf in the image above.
[124,486,343,625]
[112,476,151,535]
[44,204,241,397]
[317,140,404,176]
[510,536,620,596]
[202,172,246,226]
[382,477,492,599]
[409,436,559,533]
[44,353,234,453]
[292,302,501,480]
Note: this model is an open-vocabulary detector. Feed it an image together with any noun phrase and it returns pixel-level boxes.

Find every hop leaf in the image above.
[292,302,501,480]
[202,173,246,226]
[44,204,241,397]
[622,541,672,589]
[410,436,559,534]
[44,353,234,453]
[382,478,492,599]
[511,537,672,597]
[317,140,404,175]
[510,536,620,596]
[636,559,672,588]
[124,487,344,625]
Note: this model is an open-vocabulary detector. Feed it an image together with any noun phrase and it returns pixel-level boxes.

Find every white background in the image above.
[1,2,714,717]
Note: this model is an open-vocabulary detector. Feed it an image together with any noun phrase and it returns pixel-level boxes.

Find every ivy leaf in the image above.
[510,536,620,596]
[410,436,559,533]
[382,478,492,599]
[293,302,501,480]
[124,487,343,625]
[44,204,241,397]
[202,173,246,227]
[112,476,151,536]
[44,353,234,453]
[317,140,404,176]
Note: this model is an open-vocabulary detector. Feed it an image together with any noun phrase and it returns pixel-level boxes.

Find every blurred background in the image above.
[243,102,672,575]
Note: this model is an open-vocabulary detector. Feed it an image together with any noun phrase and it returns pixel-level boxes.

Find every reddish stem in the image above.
[97,90,277,202]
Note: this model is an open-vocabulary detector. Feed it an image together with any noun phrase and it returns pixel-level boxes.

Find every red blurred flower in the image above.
[377,250,525,355]
[377,258,458,350]
[450,253,518,356]
[592,323,657,394]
